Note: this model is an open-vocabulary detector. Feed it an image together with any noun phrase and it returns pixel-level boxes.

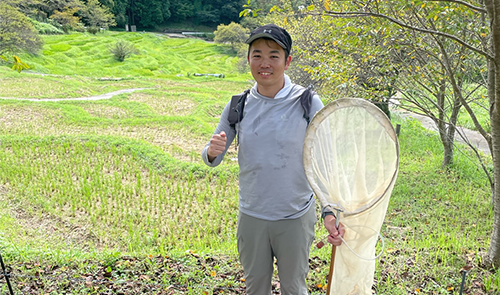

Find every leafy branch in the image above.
[0,55,30,72]
[318,10,493,60]
[239,0,262,17]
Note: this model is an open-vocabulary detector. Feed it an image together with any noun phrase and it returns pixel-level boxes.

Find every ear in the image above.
[284,55,292,70]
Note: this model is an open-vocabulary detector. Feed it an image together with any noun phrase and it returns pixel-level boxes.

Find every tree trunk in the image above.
[487,78,500,265]
[488,106,500,266]
[435,80,455,167]
[485,0,500,267]
[443,102,460,167]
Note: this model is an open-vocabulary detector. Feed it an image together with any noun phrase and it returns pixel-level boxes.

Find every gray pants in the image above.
[237,205,317,295]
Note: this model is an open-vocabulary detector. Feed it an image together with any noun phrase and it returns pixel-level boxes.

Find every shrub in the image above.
[202,32,215,41]
[29,19,64,35]
[214,22,249,51]
[0,3,43,54]
[109,40,139,62]
[87,26,99,34]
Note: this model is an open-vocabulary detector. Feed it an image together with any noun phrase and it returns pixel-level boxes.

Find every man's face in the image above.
[247,38,291,92]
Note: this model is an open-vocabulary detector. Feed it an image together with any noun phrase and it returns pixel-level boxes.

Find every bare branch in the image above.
[426,0,487,13]
[434,35,492,145]
[319,11,494,60]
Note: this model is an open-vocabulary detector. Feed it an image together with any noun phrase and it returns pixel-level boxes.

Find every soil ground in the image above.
[397,110,490,155]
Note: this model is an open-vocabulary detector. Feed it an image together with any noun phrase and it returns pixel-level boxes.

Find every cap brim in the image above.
[245,33,287,51]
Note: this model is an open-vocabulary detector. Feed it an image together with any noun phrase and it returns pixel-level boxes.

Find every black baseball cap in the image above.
[246,24,292,55]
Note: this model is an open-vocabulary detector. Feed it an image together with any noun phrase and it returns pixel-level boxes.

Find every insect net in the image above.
[303,98,399,295]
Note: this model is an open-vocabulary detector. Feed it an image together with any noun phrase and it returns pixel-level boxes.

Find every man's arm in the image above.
[201,101,236,167]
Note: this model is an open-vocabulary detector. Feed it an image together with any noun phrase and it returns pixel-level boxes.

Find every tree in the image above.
[316,0,500,267]
[0,2,43,55]
[169,0,247,27]
[96,0,114,9]
[49,7,82,33]
[263,14,339,94]
[132,0,170,28]
[392,26,486,167]
[36,0,83,21]
[2,0,44,19]
[38,0,117,33]
[211,0,250,25]
[275,0,500,267]
[214,22,249,51]
[81,0,116,33]
[266,7,406,113]
[0,2,41,73]
[169,0,194,22]
[111,0,128,27]
[484,0,500,267]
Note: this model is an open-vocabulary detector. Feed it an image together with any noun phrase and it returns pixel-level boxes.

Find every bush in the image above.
[202,32,215,41]
[214,22,249,51]
[29,19,64,35]
[109,40,139,62]
[0,3,43,54]
[87,26,99,34]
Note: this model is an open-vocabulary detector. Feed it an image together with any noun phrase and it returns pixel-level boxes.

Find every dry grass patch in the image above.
[0,113,208,162]
[0,76,92,98]
[115,125,207,161]
[128,92,196,116]
[0,73,154,99]
[83,104,132,119]
[0,105,62,130]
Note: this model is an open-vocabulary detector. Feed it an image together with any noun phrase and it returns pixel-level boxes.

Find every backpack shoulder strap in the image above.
[228,89,250,127]
[300,86,315,125]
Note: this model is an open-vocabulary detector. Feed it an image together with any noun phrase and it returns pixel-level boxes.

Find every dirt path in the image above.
[0,89,490,155]
[397,110,490,155]
[0,88,150,102]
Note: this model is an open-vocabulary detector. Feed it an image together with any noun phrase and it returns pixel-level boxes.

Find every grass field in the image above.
[0,31,498,294]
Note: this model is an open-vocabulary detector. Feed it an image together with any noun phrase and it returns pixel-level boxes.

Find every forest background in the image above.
[0,0,285,34]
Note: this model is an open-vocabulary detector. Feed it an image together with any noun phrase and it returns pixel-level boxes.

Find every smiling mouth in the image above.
[259,72,272,76]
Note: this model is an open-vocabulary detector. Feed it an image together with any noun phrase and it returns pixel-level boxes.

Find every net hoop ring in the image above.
[303,97,400,217]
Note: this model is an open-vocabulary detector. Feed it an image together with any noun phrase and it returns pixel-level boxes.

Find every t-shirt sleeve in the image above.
[310,94,324,117]
[201,101,237,167]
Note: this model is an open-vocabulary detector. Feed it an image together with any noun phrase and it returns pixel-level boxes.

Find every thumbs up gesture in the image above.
[207,131,227,161]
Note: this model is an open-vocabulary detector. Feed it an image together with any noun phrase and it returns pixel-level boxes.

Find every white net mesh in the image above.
[303,98,399,295]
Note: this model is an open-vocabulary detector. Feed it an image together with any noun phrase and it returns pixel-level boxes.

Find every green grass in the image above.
[15,31,244,80]
[0,135,240,254]
[0,31,498,294]
[374,116,493,294]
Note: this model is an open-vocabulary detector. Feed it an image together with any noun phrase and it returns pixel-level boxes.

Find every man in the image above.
[201,24,344,295]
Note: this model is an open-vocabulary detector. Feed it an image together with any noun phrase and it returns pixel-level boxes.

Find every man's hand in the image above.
[207,131,227,162]
[324,215,345,246]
